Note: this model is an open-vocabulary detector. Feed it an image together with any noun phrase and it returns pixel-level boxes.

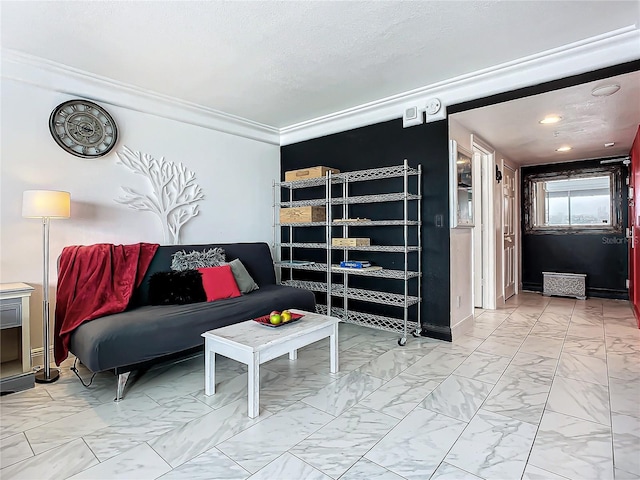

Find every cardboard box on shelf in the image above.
[284,166,340,182]
[280,206,326,224]
[331,238,371,247]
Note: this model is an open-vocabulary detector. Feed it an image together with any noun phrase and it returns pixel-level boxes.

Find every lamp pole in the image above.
[37,215,59,383]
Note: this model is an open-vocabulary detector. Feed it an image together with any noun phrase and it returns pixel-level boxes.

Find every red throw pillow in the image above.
[198,265,242,302]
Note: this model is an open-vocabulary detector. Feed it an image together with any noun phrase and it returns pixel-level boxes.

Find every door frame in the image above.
[472,135,497,310]
[472,149,483,308]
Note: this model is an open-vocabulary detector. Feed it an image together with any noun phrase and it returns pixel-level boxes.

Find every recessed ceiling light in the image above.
[556,146,572,152]
[604,142,615,148]
[591,84,621,97]
[539,115,562,124]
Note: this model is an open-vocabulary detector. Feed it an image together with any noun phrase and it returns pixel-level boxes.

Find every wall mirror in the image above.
[449,140,474,227]
[523,165,623,234]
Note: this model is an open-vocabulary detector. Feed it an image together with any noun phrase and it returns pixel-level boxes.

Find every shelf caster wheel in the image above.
[398,337,407,346]
[412,329,421,338]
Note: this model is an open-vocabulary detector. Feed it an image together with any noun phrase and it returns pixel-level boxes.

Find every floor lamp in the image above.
[22,190,70,384]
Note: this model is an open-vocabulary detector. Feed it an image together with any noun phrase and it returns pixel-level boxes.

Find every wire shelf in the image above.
[276,222,326,227]
[276,260,421,280]
[275,261,420,279]
[336,287,421,307]
[332,220,421,226]
[274,262,326,272]
[280,242,420,252]
[282,280,420,307]
[334,193,421,205]
[280,198,326,207]
[277,177,336,189]
[275,161,422,345]
[330,265,421,279]
[276,220,422,227]
[283,280,328,293]
[334,164,420,182]
[329,307,420,336]
[280,243,327,249]
[280,192,420,209]
[276,164,420,189]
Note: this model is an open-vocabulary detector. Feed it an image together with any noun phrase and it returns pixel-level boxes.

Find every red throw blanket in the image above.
[54,242,159,365]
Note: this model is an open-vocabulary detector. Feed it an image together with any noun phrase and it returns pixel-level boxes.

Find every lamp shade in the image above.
[22,190,71,218]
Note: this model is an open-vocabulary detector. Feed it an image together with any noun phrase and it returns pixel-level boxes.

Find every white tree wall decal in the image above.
[115,146,204,244]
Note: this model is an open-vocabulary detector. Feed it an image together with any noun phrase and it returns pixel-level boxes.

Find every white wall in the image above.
[449,228,474,336]
[448,120,474,335]
[0,76,280,353]
[449,119,516,321]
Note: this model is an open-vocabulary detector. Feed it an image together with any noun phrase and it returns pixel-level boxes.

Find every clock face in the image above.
[49,100,118,158]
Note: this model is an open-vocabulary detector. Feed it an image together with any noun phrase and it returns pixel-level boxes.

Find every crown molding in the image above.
[280,26,640,146]
[4,25,639,149]
[1,49,280,145]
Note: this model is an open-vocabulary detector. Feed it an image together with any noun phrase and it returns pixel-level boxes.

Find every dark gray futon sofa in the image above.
[68,242,315,400]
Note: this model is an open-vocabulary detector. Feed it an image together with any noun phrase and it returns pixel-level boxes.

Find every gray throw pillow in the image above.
[227,258,259,294]
[171,248,225,271]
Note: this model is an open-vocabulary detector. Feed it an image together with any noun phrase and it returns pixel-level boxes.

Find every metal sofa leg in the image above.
[115,371,131,402]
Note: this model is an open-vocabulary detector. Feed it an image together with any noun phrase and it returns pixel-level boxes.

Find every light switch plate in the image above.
[403,105,423,128]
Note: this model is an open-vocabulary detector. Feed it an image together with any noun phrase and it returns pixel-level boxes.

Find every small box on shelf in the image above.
[331,238,371,246]
[285,166,340,182]
[280,206,326,224]
[332,264,382,272]
[340,260,371,268]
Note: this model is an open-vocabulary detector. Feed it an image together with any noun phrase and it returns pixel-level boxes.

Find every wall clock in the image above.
[49,99,118,158]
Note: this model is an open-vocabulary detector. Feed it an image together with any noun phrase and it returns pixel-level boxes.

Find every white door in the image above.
[503,165,516,300]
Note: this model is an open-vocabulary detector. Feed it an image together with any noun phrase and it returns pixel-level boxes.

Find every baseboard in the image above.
[522,282,628,300]
[450,313,474,341]
[587,288,629,300]
[420,323,452,342]
[30,346,54,367]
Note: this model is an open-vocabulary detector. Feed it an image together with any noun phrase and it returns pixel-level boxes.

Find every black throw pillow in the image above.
[148,270,207,305]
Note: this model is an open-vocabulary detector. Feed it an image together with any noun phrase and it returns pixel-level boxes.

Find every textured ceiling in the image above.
[451,70,640,165]
[1,1,638,128]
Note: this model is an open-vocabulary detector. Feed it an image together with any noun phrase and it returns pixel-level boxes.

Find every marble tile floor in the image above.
[1,293,639,480]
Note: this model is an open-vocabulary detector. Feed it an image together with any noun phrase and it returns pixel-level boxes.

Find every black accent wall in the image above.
[280,118,452,339]
[521,159,629,299]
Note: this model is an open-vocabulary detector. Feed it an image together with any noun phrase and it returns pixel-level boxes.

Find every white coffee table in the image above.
[201,309,339,418]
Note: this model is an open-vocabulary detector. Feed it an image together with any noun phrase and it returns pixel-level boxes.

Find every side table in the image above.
[1,282,35,393]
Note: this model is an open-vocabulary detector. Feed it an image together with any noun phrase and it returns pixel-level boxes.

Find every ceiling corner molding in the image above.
[1,49,280,145]
[279,25,640,146]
